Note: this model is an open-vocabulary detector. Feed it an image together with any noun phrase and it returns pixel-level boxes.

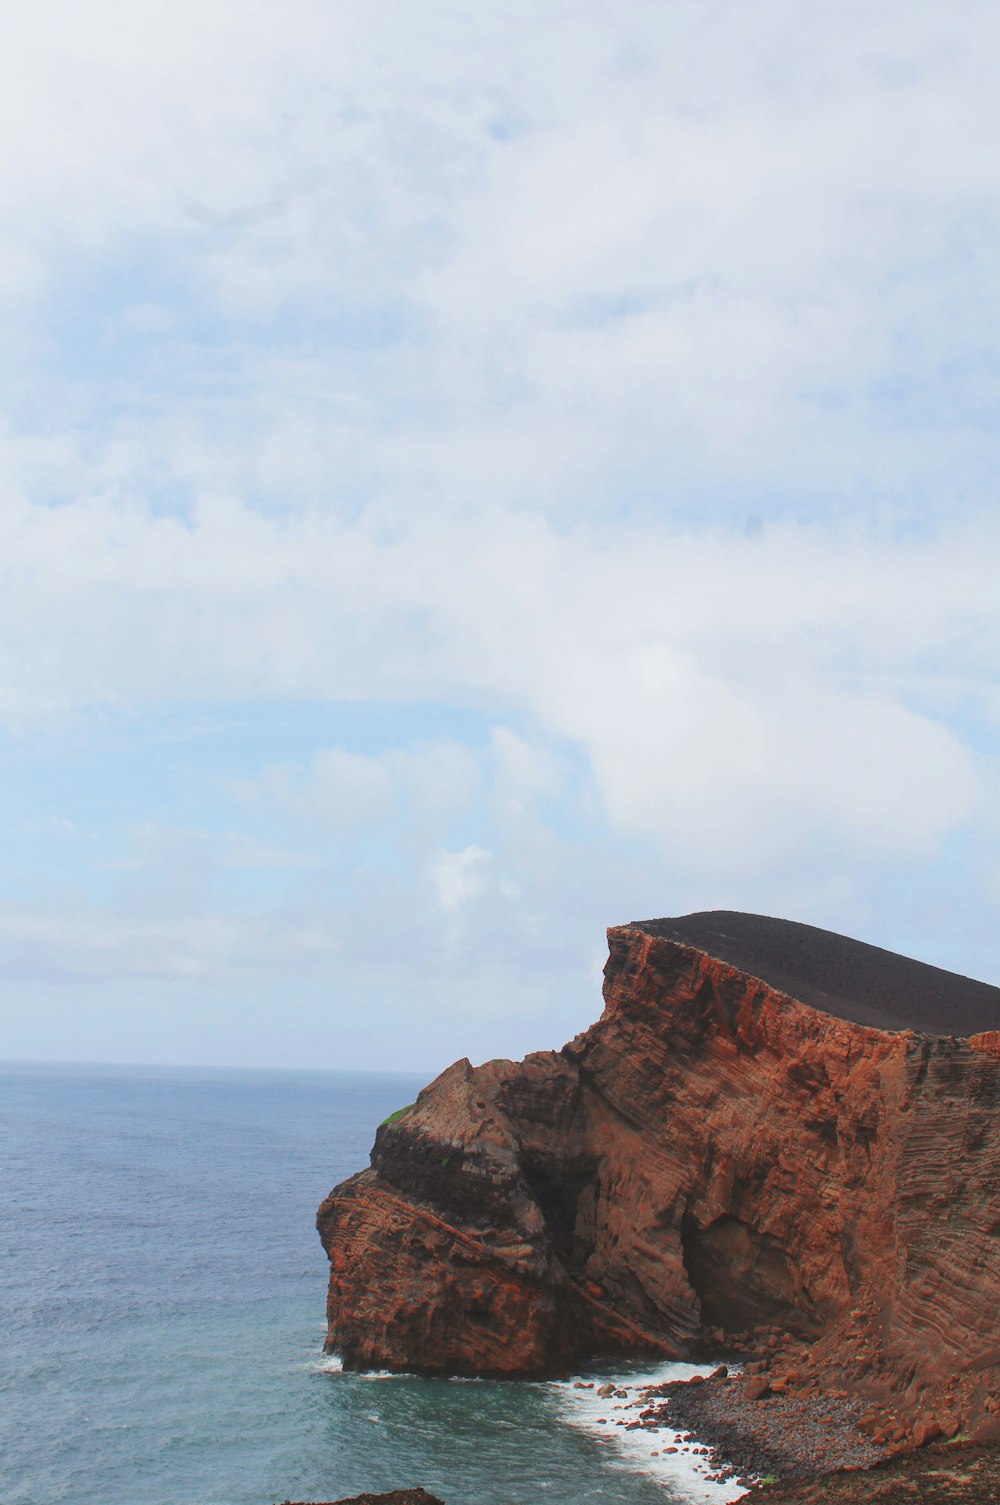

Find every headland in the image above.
[317,911,1000,1485]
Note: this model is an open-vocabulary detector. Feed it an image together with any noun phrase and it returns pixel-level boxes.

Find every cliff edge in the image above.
[317,912,1000,1434]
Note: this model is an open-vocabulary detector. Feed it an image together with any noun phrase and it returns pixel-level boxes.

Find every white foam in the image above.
[306,1353,416,1380]
[312,1353,344,1373]
[312,1348,754,1499]
[550,1361,752,1503]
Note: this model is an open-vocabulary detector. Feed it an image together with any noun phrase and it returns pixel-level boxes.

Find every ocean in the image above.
[0,1062,741,1505]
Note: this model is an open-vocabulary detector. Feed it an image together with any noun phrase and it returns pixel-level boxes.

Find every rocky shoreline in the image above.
[276,1353,1000,1505]
[578,1337,1000,1501]
[568,1308,1000,1488]
[278,1436,1000,1505]
[312,913,999,1503]
[629,1369,887,1484]
[318,914,1000,1421]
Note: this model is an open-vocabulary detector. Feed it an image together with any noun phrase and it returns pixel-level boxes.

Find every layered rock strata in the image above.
[317,913,1000,1431]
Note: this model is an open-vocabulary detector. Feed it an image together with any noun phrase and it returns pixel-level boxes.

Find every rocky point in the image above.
[316,911,1000,1446]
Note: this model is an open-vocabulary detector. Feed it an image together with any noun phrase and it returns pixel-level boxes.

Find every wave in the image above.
[550,1360,751,1504]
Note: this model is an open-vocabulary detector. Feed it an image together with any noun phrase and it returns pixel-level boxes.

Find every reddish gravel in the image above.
[752,1440,1000,1503]
[632,1369,888,1484]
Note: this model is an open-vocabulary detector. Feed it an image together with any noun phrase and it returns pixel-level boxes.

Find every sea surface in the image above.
[0,1062,740,1505]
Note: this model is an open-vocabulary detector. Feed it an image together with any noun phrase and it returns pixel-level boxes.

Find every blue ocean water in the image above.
[0,1062,695,1505]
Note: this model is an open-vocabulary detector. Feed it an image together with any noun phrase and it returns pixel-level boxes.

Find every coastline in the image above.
[623,1364,887,1487]
[552,1360,750,1503]
[552,1346,888,1499]
[312,917,999,1503]
[284,1441,1000,1505]
[554,1334,1000,1505]
[307,1349,1000,1505]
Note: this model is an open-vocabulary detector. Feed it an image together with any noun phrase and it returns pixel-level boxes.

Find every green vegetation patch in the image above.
[380,1103,415,1128]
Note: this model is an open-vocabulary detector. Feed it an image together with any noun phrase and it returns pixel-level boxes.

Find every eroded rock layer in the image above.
[317,913,1000,1428]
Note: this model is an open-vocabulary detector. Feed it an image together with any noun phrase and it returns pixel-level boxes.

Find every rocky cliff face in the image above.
[317,913,1000,1431]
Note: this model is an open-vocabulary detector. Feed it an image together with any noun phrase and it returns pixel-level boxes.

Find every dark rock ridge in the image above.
[276,1494,444,1505]
[638,912,1000,1035]
[317,911,1000,1435]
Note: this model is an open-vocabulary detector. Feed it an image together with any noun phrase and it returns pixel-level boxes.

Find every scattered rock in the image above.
[747,1441,1000,1503]
[913,1417,943,1447]
[639,1371,888,1484]
[745,1376,772,1401]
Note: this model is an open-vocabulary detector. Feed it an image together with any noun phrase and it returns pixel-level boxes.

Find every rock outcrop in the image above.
[317,912,1000,1432]
[277,1493,444,1505]
[276,1494,444,1505]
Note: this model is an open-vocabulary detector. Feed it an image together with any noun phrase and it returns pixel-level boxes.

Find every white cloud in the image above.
[490,727,562,816]
[2,2,1000,1063]
[101,825,323,874]
[0,494,993,872]
[1,1,999,532]
[119,303,176,333]
[266,748,395,828]
[0,902,338,984]
[236,740,480,829]
[428,844,492,913]
[578,668,977,872]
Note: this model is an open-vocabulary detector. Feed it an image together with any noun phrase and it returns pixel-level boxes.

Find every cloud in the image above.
[100,824,323,874]
[0,902,338,985]
[490,727,562,817]
[2,2,1000,1064]
[236,740,480,829]
[579,670,977,872]
[245,748,395,829]
[0,493,993,874]
[1,2,999,558]
[428,844,493,914]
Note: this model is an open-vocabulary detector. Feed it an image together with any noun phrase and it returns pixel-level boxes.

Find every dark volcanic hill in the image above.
[317,912,1000,1445]
[635,911,1000,1036]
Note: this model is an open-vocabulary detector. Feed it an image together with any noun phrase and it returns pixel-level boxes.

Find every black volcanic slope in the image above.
[631,910,1000,1037]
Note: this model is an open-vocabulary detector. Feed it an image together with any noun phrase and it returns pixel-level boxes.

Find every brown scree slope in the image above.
[316,913,1000,1432]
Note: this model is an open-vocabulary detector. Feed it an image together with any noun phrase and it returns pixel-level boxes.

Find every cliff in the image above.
[317,912,1000,1433]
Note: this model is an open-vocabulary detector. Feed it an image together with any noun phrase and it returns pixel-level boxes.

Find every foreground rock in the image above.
[276,1492,444,1505]
[317,911,1000,1441]
[753,1440,1000,1503]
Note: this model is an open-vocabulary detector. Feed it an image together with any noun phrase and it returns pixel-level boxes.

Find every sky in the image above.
[2,0,1000,1072]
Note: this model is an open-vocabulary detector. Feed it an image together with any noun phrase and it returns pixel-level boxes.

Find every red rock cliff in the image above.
[317,913,1000,1429]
